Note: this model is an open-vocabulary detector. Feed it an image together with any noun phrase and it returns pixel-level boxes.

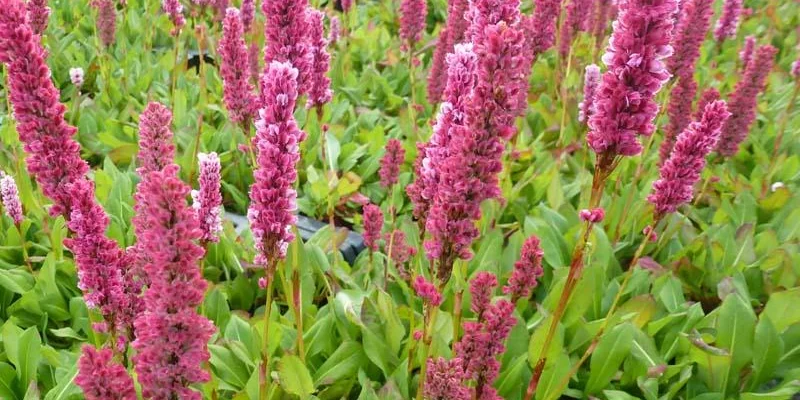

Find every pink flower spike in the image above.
[717,45,777,156]
[649,100,730,218]
[587,0,678,158]
[248,61,305,266]
[241,0,255,32]
[660,74,698,164]
[413,275,443,307]
[362,203,383,252]
[70,67,85,87]
[427,29,450,104]
[791,58,800,78]
[559,0,593,59]
[340,0,352,13]
[329,16,341,44]
[693,88,720,120]
[385,229,417,265]
[379,138,405,188]
[26,0,49,34]
[667,0,713,79]
[193,152,223,243]
[132,165,214,400]
[137,102,175,175]
[713,0,742,43]
[1,173,22,225]
[219,7,259,125]
[424,357,471,400]
[91,0,116,47]
[469,271,497,318]
[161,0,185,34]
[528,0,561,55]
[739,35,755,68]
[504,235,544,301]
[399,0,427,45]
[305,8,333,109]
[262,0,313,95]
[579,64,601,123]
[76,347,136,400]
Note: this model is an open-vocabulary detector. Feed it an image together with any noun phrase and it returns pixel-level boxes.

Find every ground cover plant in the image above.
[0,0,799,399]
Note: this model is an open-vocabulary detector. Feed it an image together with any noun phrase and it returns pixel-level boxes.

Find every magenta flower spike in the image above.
[306,8,333,109]
[649,100,730,218]
[427,28,450,104]
[559,0,593,59]
[249,41,261,84]
[399,0,427,45]
[0,173,23,225]
[713,0,742,44]
[329,15,341,44]
[660,74,698,163]
[248,61,306,267]
[579,64,601,123]
[408,43,477,223]
[444,0,470,48]
[193,152,223,243]
[667,0,713,79]
[527,0,561,55]
[132,165,214,400]
[465,0,521,43]
[91,0,116,47]
[413,275,443,307]
[241,0,255,32]
[386,229,417,266]
[220,8,259,125]
[340,0,352,13]
[739,35,755,68]
[362,203,384,252]
[424,358,471,400]
[592,0,612,50]
[424,22,528,276]
[26,0,49,34]
[262,0,313,95]
[76,347,137,400]
[379,138,405,188]
[586,0,677,159]
[792,58,800,78]
[162,0,186,34]
[454,271,516,399]
[717,45,777,156]
[0,0,139,337]
[137,102,176,174]
[503,235,544,302]
[694,87,720,120]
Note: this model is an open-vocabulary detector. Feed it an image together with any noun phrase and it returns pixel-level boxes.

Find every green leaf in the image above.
[716,293,756,395]
[43,361,79,400]
[0,269,35,294]
[585,323,635,394]
[748,317,783,390]
[15,327,42,391]
[761,288,800,333]
[0,362,19,400]
[278,355,315,397]
[208,344,251,390]
[314,341,366,386]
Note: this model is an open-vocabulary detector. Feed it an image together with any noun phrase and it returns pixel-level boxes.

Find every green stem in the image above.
[415,305,438,400]
[260,264,276,400]
[407,42,419,142]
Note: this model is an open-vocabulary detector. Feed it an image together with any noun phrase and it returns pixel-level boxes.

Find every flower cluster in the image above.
[91,0,116,47]
[592,0,613,51]
[424,358,471,400]
[427,30,450,104]
[386,230,417,273]
[739,35,755,68]
[465,0,520,43]
[579,207,606,223]
[660,74,698,163]
[241,0,256,32]
[132,164,214,400]
[717,44,777,156]
[559,0,593,59]
[162,0,185,34]
[329,16,341,44]
[713,0,742,43]
[70,67,85,87]
[399,0,427,45]
[649,100,730,218]
[579,64,601,123]
[76,347,136,400]
[455,272,517,399]
[667,0,713,78]
[248,62,306,266]
[362,203,384,252]
[425,21,529,278]
[503,235,544,302]
[0,173,23,225]
[694,88,720,120]
[137,102,176,174]
[306,8,333,109]
[379,138,405,188]
[791,58,800,78]
[262,0,313,94]
[587,0,677,158]
[527,0,561,55]
[193,152,223,243]
[219,7,259,125]
[26,0,49,34]
[413,275,443,307]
